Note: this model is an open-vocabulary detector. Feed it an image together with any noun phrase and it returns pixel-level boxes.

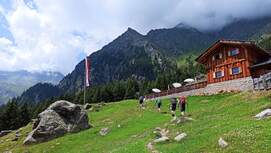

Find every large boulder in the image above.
[23,100,91,145]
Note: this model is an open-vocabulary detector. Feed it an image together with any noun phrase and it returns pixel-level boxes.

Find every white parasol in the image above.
[152,88,161,93]
[172,82,182,88]
[184,78,195,83]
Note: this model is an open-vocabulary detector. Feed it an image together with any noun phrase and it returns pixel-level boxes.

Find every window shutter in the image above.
[213,72,216,78]
[229,68,232,75]
[219,53,222,59]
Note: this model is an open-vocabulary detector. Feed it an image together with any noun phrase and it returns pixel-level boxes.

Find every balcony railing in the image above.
[253,72,271,90]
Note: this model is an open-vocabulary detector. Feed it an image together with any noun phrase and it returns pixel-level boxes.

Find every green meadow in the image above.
[1,91,271,153]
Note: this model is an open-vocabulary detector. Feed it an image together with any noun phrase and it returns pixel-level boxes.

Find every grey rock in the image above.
[84,103,93,110]
[99,127,110,136]
[218,138,228,148]
[23,100,91,145]
[153,136,169,143]
[174,133,187,142]
[153,128,169,138]
[0,130,12,137]
[255,109,271,120]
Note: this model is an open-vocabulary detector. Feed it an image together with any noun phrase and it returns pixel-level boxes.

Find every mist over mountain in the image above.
[0,70,64,105]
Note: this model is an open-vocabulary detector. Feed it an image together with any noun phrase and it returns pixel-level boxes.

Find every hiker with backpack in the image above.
[179,96,187,116]
[139,95,145,109]
[155,98,162,112]
[170,97,178,119]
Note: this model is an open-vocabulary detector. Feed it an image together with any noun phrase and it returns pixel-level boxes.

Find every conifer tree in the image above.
[19,103,31,127]
[0,100,20,130]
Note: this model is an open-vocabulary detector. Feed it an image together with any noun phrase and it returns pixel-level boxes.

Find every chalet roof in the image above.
[196,39,271,64]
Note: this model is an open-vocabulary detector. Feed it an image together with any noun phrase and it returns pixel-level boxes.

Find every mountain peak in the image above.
[121,27,143,39]
[107,27,145,46]
[126,27,139,33]
[175,23,199,32]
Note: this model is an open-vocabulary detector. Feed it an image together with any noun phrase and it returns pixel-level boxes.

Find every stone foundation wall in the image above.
[152,77,254,100]
[203,76,254,94]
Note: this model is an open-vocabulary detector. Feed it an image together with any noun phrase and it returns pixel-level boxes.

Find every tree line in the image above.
[0,55,204,131]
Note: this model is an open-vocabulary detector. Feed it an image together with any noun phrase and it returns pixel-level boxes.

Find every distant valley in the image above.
[0,70,64,105]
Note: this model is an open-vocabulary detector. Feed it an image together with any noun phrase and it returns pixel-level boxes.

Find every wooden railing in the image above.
[145,81,208,99]
[253,72,271,90]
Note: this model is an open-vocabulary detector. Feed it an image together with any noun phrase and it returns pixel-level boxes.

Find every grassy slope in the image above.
[1,91,271,153]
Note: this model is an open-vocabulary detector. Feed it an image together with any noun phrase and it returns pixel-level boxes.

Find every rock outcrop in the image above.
[255,109,271,120]
[153,127,169,143]
[99,127,110,136]
[174,133,187,142]
[23,100,91,145]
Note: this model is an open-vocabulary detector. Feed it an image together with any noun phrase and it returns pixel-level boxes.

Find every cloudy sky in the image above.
[1,0,271,74]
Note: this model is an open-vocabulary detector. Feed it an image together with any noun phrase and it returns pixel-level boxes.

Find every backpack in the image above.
[179,96,186,104]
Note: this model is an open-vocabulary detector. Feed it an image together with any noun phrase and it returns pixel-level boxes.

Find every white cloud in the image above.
[0,0,271,74]
[0,37,12,46]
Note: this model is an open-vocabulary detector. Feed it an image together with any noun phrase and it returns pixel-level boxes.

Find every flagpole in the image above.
[84,57,87,105]
[84,57,90,105]
[84,73,86,105]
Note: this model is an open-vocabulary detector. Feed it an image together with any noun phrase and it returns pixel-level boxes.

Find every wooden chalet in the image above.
[145,39,271,99]
[196,40,271,84]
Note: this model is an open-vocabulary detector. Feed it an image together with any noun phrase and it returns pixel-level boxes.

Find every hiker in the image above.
[139,95,145,109]
[170,97,177,118]
[179,96,187,116]
[155,98,162,112]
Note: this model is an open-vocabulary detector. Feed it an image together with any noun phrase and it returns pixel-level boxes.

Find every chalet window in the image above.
[213,70,224,78]
[230,67,242,75]
[212,52,223,61]
[228,48,240,56]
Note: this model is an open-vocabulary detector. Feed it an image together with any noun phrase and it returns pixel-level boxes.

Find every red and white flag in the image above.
[85,57,90,87]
